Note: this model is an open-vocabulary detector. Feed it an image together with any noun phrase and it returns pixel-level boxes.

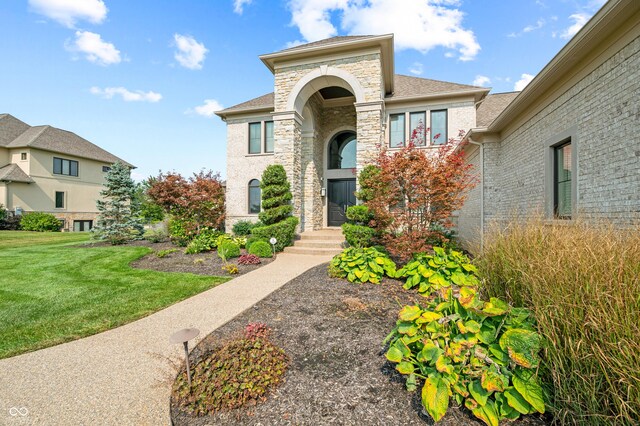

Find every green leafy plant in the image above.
[156,248,178,258]
[19,212,62,232]
[0,203,7,222]
[396,247,479,296]
[329,247,396,284]
[193,258,205,265]
[251,216,298,252]
[185,229,223,254]
[221,263,239,275]
[218,241,240,260]
[143,228,167,243]
[341,205,376,248]
[168,217,193,247]
[173,324,288,415]
[245,236,265,251]
[232,220,260,236]
[384,285,545,425]
[248,240,273,258]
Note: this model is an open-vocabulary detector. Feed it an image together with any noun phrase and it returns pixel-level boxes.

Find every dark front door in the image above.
[328,179,356,226]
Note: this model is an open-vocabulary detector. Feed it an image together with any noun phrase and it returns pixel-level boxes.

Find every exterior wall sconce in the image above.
[320,187,326,197]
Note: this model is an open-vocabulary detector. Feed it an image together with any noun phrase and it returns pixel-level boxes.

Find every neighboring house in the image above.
[216,0,638,247]
[0,114,133,231]
[457,0,640,248]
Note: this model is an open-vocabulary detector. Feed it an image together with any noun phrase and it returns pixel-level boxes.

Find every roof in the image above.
[217,74,489,117]
[278,36,376,53]
[0,164,34,183]
[475,92,520,128]
[387,74,488,101]
[0,114,133,167]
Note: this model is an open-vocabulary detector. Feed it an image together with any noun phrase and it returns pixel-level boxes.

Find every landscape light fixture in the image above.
[269,237,277,257]
[170,328,200,388]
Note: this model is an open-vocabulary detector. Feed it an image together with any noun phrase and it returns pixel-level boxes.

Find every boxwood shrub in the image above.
[248,240,273,258]
[20,212,61,232]
[251,216,298,252]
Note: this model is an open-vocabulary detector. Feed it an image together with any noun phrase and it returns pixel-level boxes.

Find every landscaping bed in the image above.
[170,264,549,425]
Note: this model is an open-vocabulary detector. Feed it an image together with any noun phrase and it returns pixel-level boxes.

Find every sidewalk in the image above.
[0,253,332,426]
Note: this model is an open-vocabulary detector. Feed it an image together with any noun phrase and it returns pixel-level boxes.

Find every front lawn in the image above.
[0,231,229,359]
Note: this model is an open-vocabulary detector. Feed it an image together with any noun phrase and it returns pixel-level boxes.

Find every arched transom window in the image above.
[328,131,357,169]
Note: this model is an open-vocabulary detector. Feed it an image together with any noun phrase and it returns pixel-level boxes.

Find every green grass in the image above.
[0,231,229,359]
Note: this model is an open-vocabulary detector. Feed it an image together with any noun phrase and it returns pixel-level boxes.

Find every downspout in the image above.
[466,138,484,251]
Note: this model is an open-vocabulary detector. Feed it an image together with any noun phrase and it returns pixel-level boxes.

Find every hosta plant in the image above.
[330,247,396,284]
[384,285,545,425]
[396,247,479,296]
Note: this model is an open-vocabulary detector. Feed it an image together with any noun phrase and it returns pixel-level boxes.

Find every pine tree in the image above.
[92,161,143,244]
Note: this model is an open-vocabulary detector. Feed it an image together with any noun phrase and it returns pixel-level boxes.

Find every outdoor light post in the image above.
[269,237,277,257]
[170,328,200,388]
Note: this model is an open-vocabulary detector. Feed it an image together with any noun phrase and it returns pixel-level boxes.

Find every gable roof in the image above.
[475,92,520,128]
[0,114,133,167]
[277,36,376,54]
[217,75,489,118]
[0,164,34,183]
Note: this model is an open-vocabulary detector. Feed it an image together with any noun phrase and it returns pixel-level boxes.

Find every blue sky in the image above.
[0,0,606,180]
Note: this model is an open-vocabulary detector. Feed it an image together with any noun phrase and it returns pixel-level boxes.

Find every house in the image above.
[217,0,639,246]
[0,114,133,231]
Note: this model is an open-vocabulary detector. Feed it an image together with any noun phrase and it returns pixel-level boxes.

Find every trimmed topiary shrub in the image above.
[257,165,292,226]
[248,240,273,258]
[217,241,240,260]
[251,216,298,252]
[341,205,376,248]
[20,212,61,232]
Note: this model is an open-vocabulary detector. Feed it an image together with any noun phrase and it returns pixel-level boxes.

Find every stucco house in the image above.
[0,114,133,231]
[217,0,638,248]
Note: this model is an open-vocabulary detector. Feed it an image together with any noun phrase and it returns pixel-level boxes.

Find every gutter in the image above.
[459,130,485,251]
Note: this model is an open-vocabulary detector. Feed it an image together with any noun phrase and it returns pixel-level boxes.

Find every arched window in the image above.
[328,131,357,169]
[248,179,261,214]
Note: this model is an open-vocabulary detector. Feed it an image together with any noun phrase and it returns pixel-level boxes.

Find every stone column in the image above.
[273,111,303,229]
[355,101,385,174]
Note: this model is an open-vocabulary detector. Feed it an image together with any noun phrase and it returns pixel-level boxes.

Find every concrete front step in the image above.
[294,240,343,249]
[286,229,345,255]
[283,246,342,256]
[298,230,344,241]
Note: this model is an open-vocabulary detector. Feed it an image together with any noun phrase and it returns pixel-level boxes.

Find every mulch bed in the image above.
[170,264,550,425]
[86,240,274,277]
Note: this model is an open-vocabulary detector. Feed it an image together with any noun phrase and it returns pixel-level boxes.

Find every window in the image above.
[329,131,357,169]
[73,220,93,232]
[264,121,274,153]
[21,152,27,161]
[102,166,111,172]
[554,141,572,218]
[430,110,447,145]
[409,112,426,146]
[390,114,405,148]
[53,157,78,177]
[249,122,261,154]
[55,191,65,209]
[248,179,261,214]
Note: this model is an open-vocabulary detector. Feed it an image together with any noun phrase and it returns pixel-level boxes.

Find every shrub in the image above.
[395,247,479,296]
[248,240,273,258]
[251,216,298,252]
[238,254,261,265]
[385,286,545,425]
[341,222,376,248]
[245,236,265,251]
[329,247,396,284]
[156,248,178,258]
[217,241,240,260]
[185,229,223,254]
[143,227,167,243]
[232,220,260,236]
[0,214,20,231]
[345,205,373,224]
[173,328,288,415]
[476,218,640,424]
[258,165,293,226]
[168,217,193,247]
[0,204,6,222]
[20,212,61,232]
[221,263,239,275]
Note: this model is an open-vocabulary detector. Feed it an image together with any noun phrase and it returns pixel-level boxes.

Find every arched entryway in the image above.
[326,131,357,226]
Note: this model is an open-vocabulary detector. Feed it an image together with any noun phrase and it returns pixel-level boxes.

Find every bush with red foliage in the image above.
[237,254,261,265]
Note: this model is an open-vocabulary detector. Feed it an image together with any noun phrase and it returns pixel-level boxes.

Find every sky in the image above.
[0,0,607,181]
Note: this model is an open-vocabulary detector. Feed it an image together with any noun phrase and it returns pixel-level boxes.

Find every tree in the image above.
[146,170,225,236]
[92,162,143,244]
[133,178,164,224]
[362,126,475,261]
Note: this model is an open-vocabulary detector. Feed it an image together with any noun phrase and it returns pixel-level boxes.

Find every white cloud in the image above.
[186,99,224,117]
[28,0,107,28]
[287,0,480,61]
[409,62,423,75]
[514,73,534,91]
[559,13,589,39]
[67,31,121,65]
[473,75,491,87]
[90,87,162,103]
[233,0,253,14]
[173,34,208,70]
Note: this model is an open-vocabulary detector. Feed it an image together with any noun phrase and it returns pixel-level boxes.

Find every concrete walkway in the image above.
[0,253,332,426]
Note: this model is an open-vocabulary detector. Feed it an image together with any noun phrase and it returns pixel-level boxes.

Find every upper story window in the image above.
[328,131,357,169]
[554,141,572,219]
[389,114,405,148]
[430,110,448,145]
[410,112,426,146]
[20,152,27,161]
[102,166,111,173]
[53,157,78,177]
[248,121,274,154]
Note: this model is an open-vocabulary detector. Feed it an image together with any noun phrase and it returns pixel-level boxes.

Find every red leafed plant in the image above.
[244,322,272,340]
[237,254,261,265]
[362,124,476,261]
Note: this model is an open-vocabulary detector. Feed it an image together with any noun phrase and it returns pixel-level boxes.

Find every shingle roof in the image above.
[0,164,34,183]
[475,92,520,127]
[278,36,376,53]
[0,114,133,167]
[386,74,486,100]
[217,92,274,116]
[0,114,30,147]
